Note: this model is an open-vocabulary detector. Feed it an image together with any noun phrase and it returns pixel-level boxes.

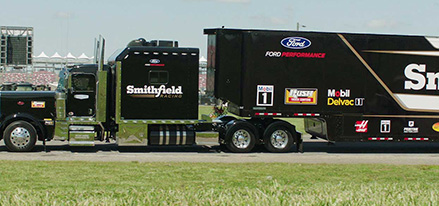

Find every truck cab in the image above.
[0,38,201,152]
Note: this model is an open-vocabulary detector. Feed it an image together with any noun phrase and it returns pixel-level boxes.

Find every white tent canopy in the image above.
[36,52,49,58]
[199,56,207,67]
[199,56,207,62]
[50,52,63,59]
[65,52,76,59]
[78,53,89,59]
[33,52,94,65]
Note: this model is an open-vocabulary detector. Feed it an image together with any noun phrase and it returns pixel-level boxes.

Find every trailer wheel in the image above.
[3,121,37,152]
[225,122,257,153]
[263,123,295,153]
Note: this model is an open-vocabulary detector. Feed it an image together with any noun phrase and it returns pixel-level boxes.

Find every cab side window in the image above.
[72,73,96,92]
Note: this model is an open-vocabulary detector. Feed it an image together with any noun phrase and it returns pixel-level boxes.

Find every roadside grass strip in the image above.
[0,161,438,205]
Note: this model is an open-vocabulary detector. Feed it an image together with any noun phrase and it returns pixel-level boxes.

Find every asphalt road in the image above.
[1,137,439,165]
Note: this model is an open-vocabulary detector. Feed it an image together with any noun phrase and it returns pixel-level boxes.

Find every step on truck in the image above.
[1,28,439,152]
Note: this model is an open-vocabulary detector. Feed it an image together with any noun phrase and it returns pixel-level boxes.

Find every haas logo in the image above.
[355,120,368,133]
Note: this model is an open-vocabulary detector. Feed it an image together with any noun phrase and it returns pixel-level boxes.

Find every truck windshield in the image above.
[57,68,69,92]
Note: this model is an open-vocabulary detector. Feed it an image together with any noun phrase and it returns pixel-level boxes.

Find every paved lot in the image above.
[1,137,439,165]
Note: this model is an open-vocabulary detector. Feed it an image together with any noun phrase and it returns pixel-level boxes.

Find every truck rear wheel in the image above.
[225,122,257,153]
[263,123,295,153]
[3,121,37,152]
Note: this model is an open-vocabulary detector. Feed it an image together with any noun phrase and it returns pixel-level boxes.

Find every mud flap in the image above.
[296,132,303,153]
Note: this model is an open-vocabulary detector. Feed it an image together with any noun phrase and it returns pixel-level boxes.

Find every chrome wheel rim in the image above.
[270,130,288,149]
[10,127,31,148]
[232,129,251,149]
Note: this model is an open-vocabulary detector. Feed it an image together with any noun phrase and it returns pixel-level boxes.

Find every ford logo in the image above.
[281,37,311,49]
[150,59,160,64]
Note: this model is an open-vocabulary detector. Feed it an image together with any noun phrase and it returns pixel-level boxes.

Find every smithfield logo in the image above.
[281,37,311,49]
[150,59,160,64]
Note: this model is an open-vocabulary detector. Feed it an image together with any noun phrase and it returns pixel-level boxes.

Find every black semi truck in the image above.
[1,28,439,153]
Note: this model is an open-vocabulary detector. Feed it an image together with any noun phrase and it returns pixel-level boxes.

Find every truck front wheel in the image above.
[225,122,257,153]
[3,121,37,152]
[263,123,295,153]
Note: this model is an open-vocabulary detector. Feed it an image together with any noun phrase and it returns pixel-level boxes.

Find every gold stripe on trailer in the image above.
[337,34,437,113]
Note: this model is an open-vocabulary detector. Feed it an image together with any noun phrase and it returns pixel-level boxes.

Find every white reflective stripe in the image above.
[405,138,429,141]
[369,137,393,141]
[394,93,439,111]
[256,113,282,116]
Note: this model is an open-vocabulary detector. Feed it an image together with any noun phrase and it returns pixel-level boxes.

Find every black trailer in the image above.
[204,28,439,148]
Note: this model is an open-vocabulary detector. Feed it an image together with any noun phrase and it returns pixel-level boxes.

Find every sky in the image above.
[1,0,439,58]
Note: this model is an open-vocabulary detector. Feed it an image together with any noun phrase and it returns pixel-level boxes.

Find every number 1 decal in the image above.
[257,85,274,106]
[380,120,391,133]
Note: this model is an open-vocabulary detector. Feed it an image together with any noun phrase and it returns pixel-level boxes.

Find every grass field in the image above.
[0,161,438,205]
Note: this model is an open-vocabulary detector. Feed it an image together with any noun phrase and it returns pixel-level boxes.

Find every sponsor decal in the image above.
[145,58,164,67]
[44,118,54,126]
[380,120,391,133]
[126,85,183,98]
[265,51,326,59]
[284,88,317,105]
[403,121,419,133]
[150,59,161,64]
[404,63,439,90]
[432,122,439,132]
[281,37,311,49]
[328,89,350,97]
[327,89,364,106]
[256,85,274,106]
[355,120,368,133]
[31,101,45,109]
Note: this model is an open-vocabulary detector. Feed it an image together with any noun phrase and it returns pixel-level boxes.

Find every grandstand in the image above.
[0,51,94,90]
[198,56,207,93]
[0,25,210,93]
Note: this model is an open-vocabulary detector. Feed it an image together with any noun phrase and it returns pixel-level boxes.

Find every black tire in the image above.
[225,122,257,153]
[263,123,295,153]
[3,121,37,152]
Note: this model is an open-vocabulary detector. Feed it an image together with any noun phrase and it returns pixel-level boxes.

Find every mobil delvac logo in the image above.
[281,37,311,49]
